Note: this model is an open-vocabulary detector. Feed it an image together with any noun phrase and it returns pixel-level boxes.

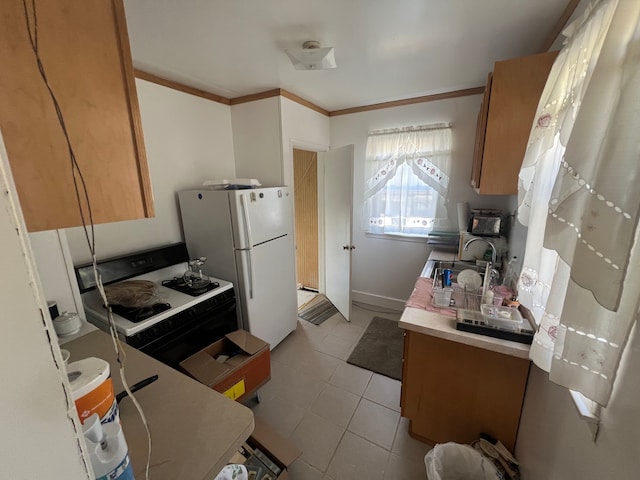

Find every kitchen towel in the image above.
[406,277,457,317]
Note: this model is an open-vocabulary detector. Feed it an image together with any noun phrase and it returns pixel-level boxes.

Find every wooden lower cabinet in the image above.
[400,330,529,452]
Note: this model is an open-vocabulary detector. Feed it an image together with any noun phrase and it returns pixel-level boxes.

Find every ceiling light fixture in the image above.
[285,41,337,70]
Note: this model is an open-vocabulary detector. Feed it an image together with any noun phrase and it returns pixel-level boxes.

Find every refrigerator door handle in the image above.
[247,250,253,299]
[245,249,254,299]
[240,194,254,249]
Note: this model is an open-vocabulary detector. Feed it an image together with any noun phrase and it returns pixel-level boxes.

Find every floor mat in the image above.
[298,294,339,325]
[347,316,403,380]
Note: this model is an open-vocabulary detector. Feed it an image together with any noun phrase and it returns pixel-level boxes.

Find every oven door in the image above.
[137,296,237,368]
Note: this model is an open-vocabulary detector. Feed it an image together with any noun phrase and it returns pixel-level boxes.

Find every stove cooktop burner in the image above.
[161,277,220,297]
[108,302,172,323]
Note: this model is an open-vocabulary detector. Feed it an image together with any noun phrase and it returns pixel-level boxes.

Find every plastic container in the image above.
[83,413,135,480]
[53,311,82,336]
[433,287,453,307]
[481,305,523,330]
[493,285,512,306]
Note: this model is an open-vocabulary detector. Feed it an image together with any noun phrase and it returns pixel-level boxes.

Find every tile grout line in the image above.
[319,353,374,475]
[346,411,400,453]
[323,389,366,476]
[264,305,407,478]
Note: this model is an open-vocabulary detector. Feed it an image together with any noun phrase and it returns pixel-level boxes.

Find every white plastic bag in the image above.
[425,442,500,480]
[214,464,248,480]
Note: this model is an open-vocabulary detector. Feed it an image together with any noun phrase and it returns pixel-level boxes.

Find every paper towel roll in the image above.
[457,202,470,232]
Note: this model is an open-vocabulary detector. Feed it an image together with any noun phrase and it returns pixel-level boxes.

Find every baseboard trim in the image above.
[352,291,406,312]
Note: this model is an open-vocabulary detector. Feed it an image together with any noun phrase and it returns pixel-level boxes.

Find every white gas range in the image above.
[76,243,239,368]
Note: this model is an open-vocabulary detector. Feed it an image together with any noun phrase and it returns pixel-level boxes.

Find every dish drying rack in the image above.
[432,267,486,311]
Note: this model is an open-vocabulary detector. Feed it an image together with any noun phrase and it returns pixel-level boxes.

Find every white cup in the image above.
[60,349,70,364]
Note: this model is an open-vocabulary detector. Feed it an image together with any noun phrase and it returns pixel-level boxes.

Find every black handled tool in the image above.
[116,374,159,404]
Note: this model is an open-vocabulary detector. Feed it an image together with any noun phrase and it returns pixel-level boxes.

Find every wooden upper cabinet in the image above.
[472,51,557,195]
[0,0,154,232]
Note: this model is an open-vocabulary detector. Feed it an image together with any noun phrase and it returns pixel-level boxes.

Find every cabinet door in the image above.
[401,330,530,452]
[0,0,154,232]
[471,73,493,189]
[476,51,557,195]
[400,330,409,414]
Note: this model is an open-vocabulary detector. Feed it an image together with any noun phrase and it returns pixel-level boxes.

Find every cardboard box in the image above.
[230,418,301,480]
[179,330,270,402]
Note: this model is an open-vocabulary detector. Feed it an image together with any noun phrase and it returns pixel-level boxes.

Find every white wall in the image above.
[516,322,640,479]
[232,97,283,187]
[0,134,90,479]
[280,97,331,187]
[65,79,236,264]
[29,230,85,318]
[330,96,512,304]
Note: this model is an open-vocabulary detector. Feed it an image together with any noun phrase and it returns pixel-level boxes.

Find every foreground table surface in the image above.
[66,331,254,480]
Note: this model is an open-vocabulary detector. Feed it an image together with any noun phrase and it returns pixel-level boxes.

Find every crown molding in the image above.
[329,87,485,117]
[133,69,231,105]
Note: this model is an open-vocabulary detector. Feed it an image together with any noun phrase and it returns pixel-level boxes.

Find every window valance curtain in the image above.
[364,125,451,199]
[517,0,640,406]
[363,124,452,236]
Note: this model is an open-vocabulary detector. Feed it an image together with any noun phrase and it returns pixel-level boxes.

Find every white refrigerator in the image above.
[178,187,298,349]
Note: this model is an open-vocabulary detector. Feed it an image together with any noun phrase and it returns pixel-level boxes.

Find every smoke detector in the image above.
[285,41,337,70]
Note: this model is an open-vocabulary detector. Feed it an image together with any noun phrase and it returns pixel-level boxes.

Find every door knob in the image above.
[343,245,350,250]
[350,245,356,250]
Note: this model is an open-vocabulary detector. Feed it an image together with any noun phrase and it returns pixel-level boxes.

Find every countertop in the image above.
[399,250,530,359]
[65,330,254,480]
[57,320,98,345]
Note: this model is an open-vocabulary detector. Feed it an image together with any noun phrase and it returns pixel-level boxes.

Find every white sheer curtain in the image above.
[363,124,452,236]
[518,0,640,406]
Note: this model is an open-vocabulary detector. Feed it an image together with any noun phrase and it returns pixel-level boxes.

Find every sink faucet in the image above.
[464,238,500,294]
[463,238,498,264]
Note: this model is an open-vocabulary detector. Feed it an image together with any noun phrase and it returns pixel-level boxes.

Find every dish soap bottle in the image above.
[502,256,518,289]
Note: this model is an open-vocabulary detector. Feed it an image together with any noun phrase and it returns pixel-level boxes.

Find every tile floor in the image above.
[244,292,432,479]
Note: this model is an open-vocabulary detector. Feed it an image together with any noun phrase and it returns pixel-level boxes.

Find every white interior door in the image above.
[319,145,354,320]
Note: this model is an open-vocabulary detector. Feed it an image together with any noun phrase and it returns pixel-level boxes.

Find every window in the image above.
[363,124,452,237]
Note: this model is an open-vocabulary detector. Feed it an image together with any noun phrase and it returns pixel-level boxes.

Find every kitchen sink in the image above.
[423,259,486,284]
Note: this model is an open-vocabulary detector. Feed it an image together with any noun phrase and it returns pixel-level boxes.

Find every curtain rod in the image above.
[369,123,451,136]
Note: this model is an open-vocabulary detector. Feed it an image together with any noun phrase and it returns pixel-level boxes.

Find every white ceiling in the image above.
[123,0,571,112]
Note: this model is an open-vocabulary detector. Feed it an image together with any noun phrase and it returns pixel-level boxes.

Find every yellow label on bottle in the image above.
[223,379,245,400]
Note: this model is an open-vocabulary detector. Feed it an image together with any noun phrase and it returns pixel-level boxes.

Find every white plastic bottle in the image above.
[483,289,494,305]
[82,413,135,480]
